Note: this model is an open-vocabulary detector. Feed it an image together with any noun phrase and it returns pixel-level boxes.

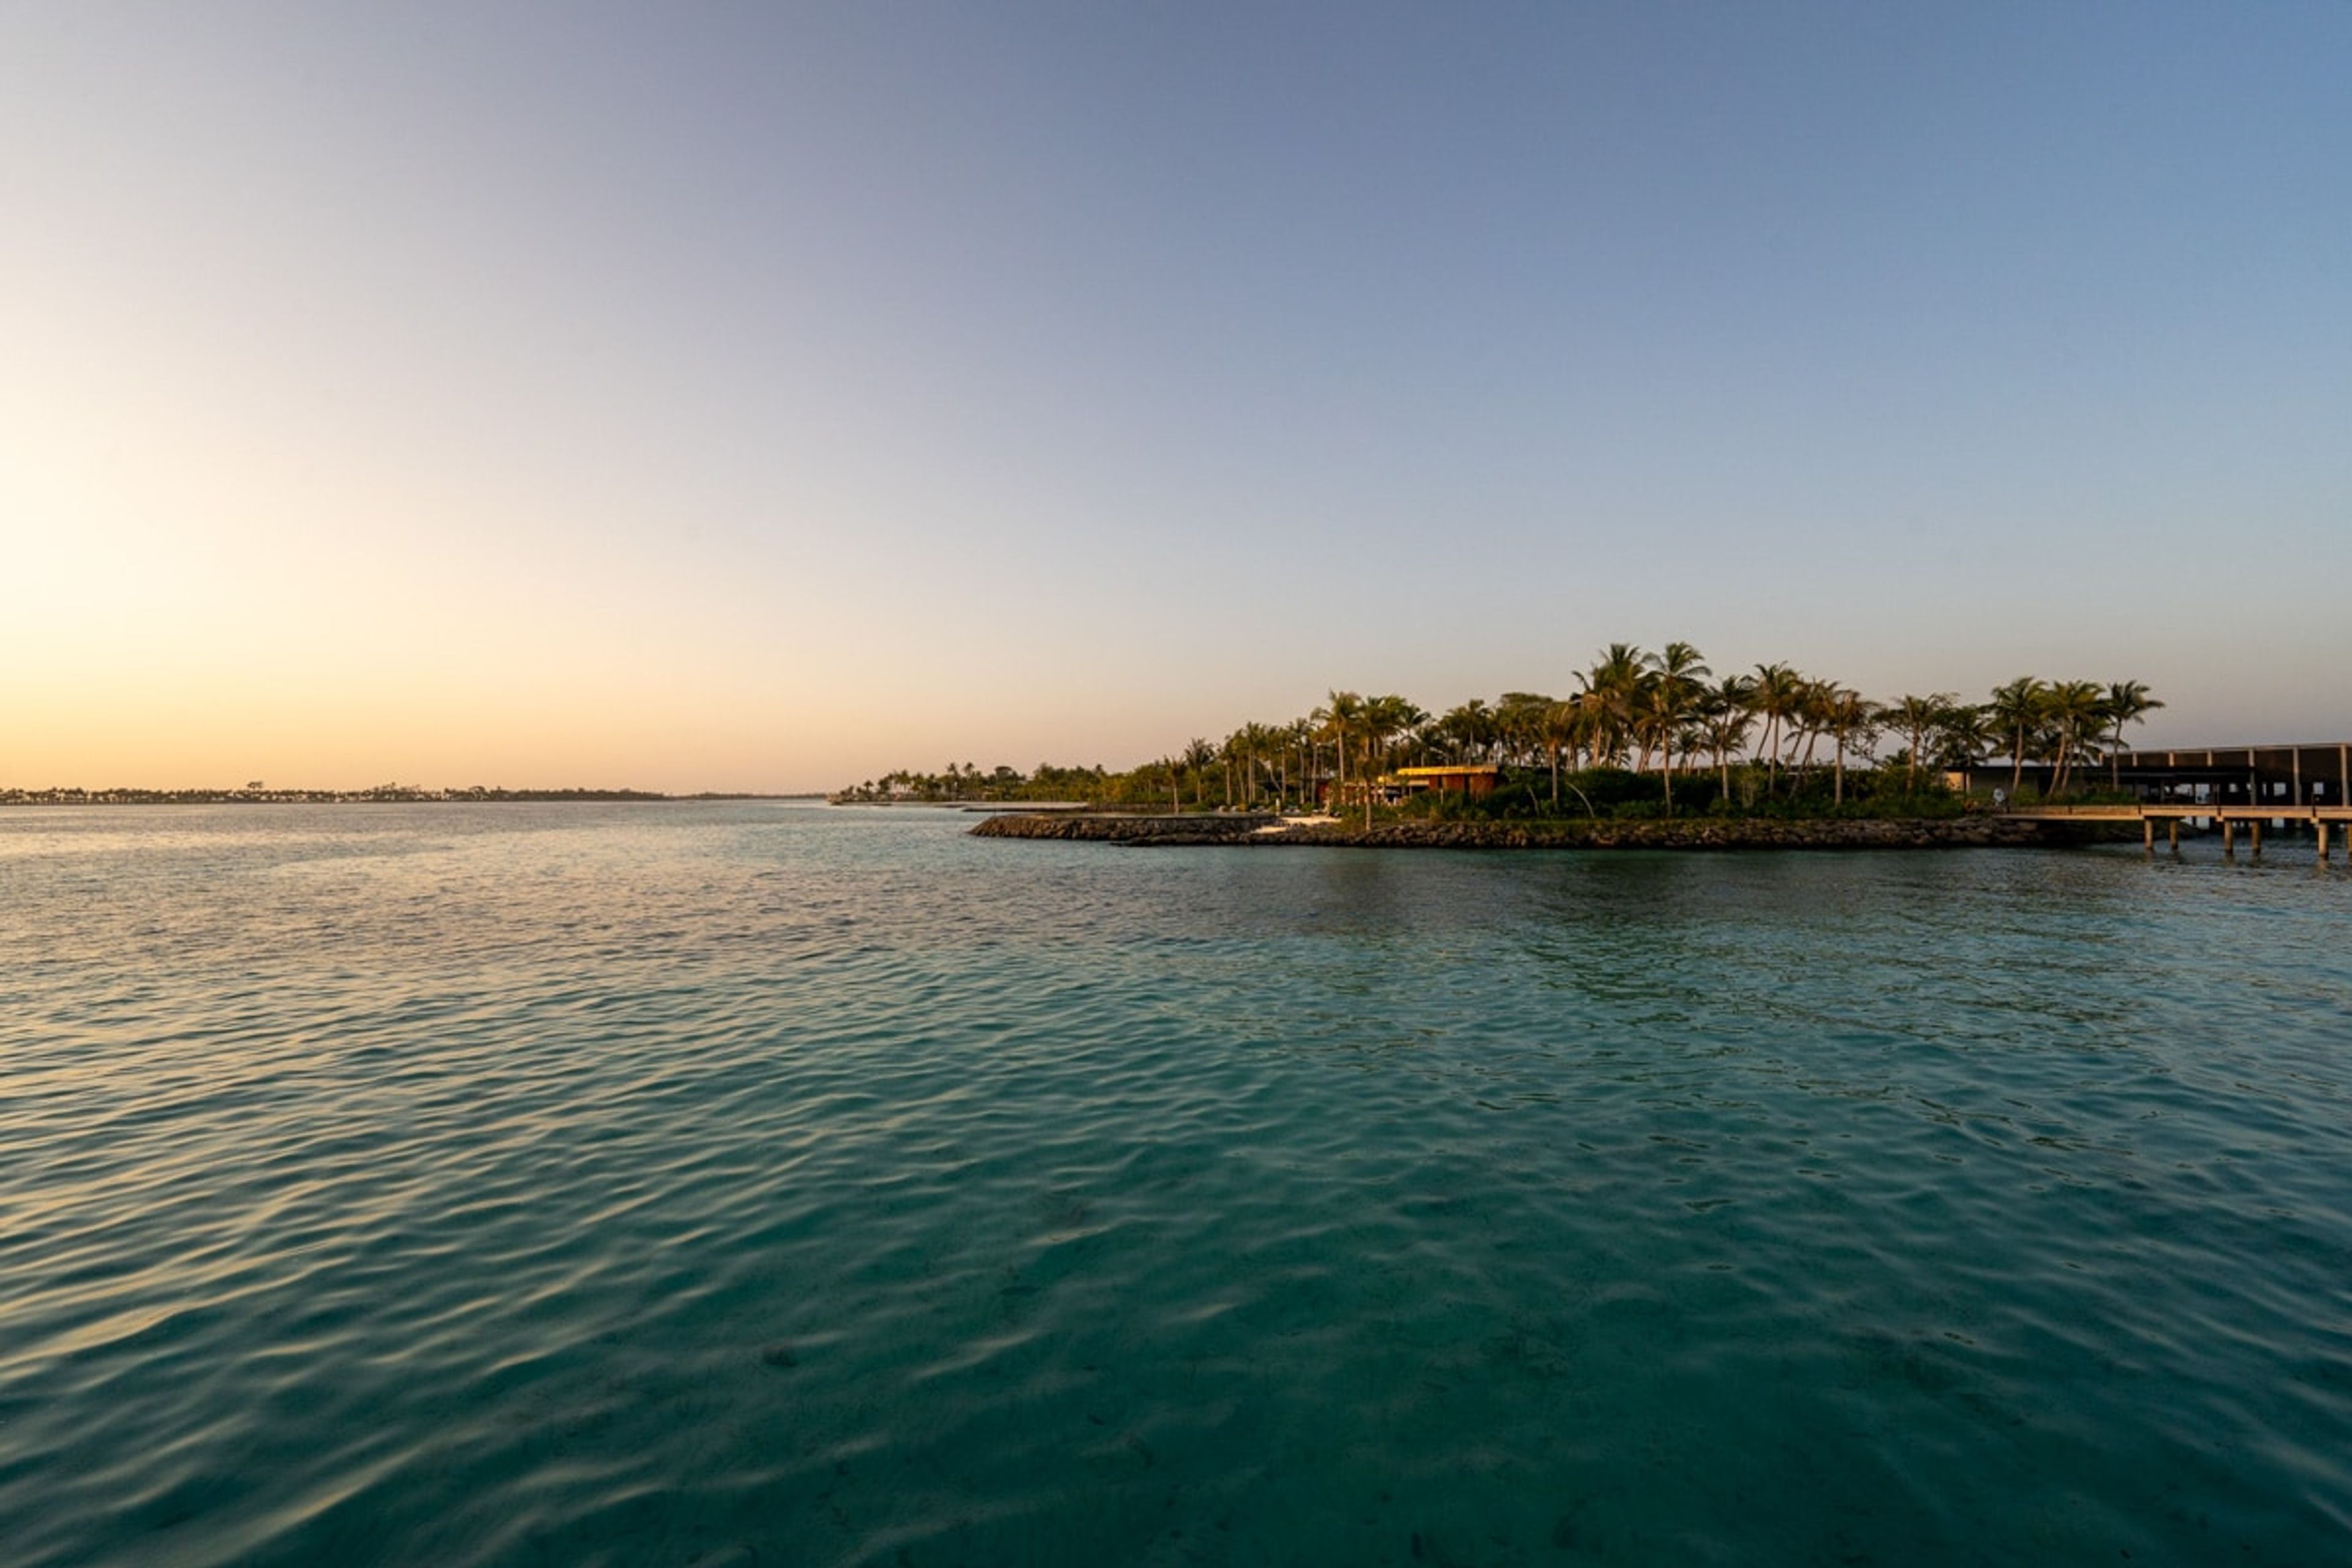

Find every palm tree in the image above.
[1317,692,1364,810]
[1822,687,1879,805]
[1536,698,1581,810]
[1440,699,1495,764]
[1392,699,1430,766]
[1355,695,1420,829]
[1645,643,1709,810]
[2041,680,2106,799]
[1406,715,1445,767]
[1629,677,1683,811]
[2101,680,2165,790]
[1221,726,1253,808]
[1651,641,1711,734]
[1486,692,1544,771]
[1932,703,1995,775]
[1700,674,1756,804]
[1254,722,1285,804]
[1988,677,2046,797]
[1182,737,1216,810]
[1577,685,1624,771]
[1588,643,1646,690]
[1887,694,1953,794]
[1787,678,1835,790]
[1579,645,1648,769]
[1749,663,1804,794]
[1636,680,1675,809]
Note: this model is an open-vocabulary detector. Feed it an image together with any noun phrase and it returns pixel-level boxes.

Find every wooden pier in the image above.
[2002,802,2352,859]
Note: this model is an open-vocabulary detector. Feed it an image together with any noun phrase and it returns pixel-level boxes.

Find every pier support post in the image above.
[2223,820,2236,856]
[2143,818,2155,852]
[2321,821,2331,864]
[2169,818,2180,851]
[2251,819,2263,856]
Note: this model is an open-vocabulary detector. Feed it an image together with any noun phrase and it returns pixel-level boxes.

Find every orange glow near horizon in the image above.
[7,7,2347,792]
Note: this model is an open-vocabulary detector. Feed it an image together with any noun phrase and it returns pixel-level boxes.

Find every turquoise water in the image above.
[3,804,2348,1566]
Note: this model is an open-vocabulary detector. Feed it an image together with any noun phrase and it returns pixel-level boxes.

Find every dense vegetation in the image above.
[832,646,2163,823]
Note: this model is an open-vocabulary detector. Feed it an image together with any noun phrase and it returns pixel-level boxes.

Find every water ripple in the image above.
[2,805,2348,1563]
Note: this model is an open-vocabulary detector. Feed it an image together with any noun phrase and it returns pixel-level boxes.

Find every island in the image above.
[835,644,2198,849]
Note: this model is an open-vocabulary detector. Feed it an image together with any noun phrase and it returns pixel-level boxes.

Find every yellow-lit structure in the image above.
[1392,764,1501,797]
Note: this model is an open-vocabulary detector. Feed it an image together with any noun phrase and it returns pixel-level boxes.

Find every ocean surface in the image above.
[3,802,2348,1567]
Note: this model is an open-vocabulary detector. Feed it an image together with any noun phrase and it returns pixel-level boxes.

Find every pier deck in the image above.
[2002,802,2352,858]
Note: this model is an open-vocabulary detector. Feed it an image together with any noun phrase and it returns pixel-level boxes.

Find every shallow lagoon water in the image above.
[2,802,2348,1565]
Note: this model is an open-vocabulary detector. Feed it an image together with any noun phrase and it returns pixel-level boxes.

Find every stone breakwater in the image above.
[969,813,2087,850]
[970,813,1283,845]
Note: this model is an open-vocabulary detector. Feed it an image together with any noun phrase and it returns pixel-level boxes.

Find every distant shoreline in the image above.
[0,791,824,807]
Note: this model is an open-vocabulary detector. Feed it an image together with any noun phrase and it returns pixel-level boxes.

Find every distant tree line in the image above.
[2,785,671,805]
[834,649,2165,823]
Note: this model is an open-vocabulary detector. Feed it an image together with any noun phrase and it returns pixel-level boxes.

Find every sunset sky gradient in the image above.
[6,3,2348,791]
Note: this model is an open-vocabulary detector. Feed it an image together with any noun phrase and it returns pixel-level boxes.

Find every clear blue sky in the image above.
[5,2,2346,788]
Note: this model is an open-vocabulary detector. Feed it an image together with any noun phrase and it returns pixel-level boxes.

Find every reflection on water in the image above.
[1,804,2348,1565]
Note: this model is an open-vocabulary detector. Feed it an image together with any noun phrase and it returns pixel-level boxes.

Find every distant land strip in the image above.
[0,787,818,805]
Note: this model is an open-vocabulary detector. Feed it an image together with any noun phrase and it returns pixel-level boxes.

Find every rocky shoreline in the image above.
[969,812,2094,850]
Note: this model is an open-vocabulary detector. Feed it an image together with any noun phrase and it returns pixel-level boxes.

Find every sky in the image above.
[4,2,2347,791]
